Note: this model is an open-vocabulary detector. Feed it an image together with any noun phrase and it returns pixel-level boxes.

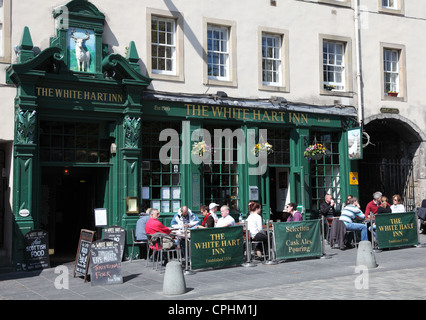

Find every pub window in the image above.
[203,124,240,212]
[310,131,341,211]
[141,121,181,213]
[262,127,290,165]
[39,121,110,163]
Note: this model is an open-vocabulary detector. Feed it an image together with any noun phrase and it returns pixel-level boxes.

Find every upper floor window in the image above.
[382,0,397,9]
[320,34,353,96]
[151,16,176,75]
[383,49,399,94]
[262,34,282,86]
[323,41,345,92]
[146,8,184,82]
[379,0,404,15]
[381,43,406,100]
[258,27,289,93]
[0,0,11,63]
[207,25,229,80]
[203,17,237,87]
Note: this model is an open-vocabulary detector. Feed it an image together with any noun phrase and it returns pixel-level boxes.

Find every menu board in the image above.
[73,229,95,282]
[89,239,122,286]
[102,225,126,260]
[24,229,50,271]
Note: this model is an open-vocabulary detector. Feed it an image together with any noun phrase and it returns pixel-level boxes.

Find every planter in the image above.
[388,92,398,97]
[307,153,323,161]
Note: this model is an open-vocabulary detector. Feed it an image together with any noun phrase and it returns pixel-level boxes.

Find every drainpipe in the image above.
[354,0,364,127]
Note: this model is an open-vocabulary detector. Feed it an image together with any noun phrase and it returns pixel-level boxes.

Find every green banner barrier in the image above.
[190,225,244,270]
[273,220,322,260]
[375,212,418,249]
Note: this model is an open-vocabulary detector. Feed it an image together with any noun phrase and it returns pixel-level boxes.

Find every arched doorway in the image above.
[359,115,424,211]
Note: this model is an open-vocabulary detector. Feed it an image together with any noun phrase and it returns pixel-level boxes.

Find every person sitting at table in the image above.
[391,194,406,213]
[377,196,392,214]
[135,207,151,257]
[339,197,368,242]
[208,202,220,225]
[216,205,235,227]
[365,191,382,219]
[198,205,215,228]
[145,208,172,251]
[247,201,267,259]
[170,205,200,230]
[285,202,303,222]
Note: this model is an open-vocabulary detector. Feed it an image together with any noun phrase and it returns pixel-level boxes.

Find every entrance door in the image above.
[269,167,290,220]
[41,167,108,261]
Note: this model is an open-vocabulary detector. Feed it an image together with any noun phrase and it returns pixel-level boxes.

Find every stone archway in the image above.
[359,114,426,210]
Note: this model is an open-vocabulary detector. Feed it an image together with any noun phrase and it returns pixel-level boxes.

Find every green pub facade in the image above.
[6,0,359,269]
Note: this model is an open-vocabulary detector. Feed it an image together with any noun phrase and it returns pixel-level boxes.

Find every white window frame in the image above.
[383,49,399,94]
[151,16,176,75]
[382,0,397,9]
[379,0,405,15]
[323,40,346,92]
[146,8,184,82]
[0,0,11,63]
[207,25,229,81]
[380,43,406,101]
[203,17,237,87]
[258,27,289,92]
[262,34,281,86]
[319,34,353,96]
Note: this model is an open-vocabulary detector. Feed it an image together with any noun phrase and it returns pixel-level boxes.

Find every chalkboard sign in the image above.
[24,229,50,271]
[89,239,123,286]
[102,225,126,260]
[73,229,95,282]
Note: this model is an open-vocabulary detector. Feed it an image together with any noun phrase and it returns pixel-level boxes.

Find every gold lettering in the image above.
[90,92,96,100]
[224,107,232,118]
[211,106,222,117]
[292,113,300,123]
[279,111,285,122]
[84,91,90,100]
[253,110,261,121]
[262,111,270,121]
[271,111,278,122]
[185,104,192,116]
[193,104,201,116]
[202,105,209,117]
[301,113,308,124]
[243,109,249,120]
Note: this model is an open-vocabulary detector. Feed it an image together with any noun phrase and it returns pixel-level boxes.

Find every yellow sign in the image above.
[349,172,359,185]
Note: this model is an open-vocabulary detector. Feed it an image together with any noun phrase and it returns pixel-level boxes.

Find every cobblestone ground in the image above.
[193,267,426,300]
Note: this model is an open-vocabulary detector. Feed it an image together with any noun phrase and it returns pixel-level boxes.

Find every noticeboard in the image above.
[102,225,126,260]
[89,239,123,286]
[24,229,50,271]
[73,229,95,282]
[375,212,418,249]
[273,220,322,260]
[190,225,244,270]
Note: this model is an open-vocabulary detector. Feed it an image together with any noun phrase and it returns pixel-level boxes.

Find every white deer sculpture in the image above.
[70,29,91,72]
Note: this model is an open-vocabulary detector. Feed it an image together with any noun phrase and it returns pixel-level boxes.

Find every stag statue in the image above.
[70,29,91,72]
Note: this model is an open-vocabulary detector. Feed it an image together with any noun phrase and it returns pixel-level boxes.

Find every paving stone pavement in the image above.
[1,234,426,301]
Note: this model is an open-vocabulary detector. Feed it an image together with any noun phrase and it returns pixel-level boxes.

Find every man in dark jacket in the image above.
[319,194,336,240]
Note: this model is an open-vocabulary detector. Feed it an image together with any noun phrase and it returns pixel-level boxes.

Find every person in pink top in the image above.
[145,208,171,251]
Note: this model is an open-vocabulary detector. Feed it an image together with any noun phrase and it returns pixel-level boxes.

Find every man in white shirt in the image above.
[208,203,219,224]
[216,205,235,227]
